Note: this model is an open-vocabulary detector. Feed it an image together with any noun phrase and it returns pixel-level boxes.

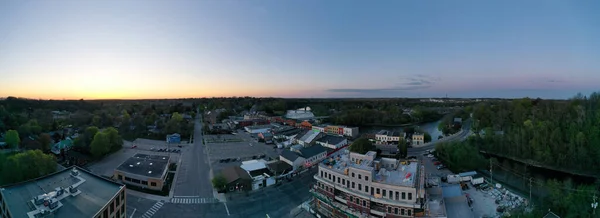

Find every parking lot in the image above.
[88,139,182,178]
[205,133,282,172]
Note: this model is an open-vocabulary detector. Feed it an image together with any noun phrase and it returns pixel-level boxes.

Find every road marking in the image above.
[129,208,137,218]
[141,201,164,218]
[223,202,230,216]
[170,197,218,204]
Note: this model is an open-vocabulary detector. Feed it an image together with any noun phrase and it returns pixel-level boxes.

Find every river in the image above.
[360,120,444,141]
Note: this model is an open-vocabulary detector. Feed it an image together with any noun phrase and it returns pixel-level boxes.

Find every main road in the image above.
[172,111,214,197]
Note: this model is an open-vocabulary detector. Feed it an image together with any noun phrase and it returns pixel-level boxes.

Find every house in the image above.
[300,120,313,130]
[342,126,359,138]
[315,135,348,149]
[280,150,306,171]
[240,160,276,190]
[51,138,74,155]
[297,145,328,168]
[412,133,425,146]
[258,132,274,144]
[453,117,463,128]
[220,166,252,192]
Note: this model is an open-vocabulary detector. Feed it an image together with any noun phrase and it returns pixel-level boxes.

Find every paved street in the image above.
[225,167,318,218]
[173,114,213,197]
[408,120,473,155]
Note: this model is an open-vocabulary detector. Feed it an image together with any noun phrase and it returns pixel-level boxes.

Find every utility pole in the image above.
[592,194,598,215]
[490,159,493,189]
[529,177,533,206]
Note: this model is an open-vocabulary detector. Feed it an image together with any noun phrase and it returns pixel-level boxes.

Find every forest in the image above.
[470,92,600,176]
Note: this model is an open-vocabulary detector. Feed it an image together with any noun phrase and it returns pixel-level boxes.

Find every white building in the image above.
[342,126,360,138]
[315,135,348,149]
[375,130,405,144]
[240,160,275,190]
[280,150,306,171]
[285,107,315,120]
[244,125,272,134]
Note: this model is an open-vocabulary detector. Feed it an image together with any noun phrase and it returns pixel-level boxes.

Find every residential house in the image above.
[342,126,360,138]
[266,160,293,177]
[220,166,252,192]
[412,133,425,146]
[240,160,276,190]
[51,138,74,155]
[315,135,348,149]
[280,150,306,171]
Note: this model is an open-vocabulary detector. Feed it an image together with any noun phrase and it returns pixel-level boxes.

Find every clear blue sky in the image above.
[1,0,598,99]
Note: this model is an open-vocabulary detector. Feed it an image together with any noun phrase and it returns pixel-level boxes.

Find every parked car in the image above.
[427,154,434,158]
[437,165,446,170]
[433,161,442,165]
[131,145,137,149]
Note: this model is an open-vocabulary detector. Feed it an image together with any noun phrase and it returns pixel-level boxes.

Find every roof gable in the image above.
[299,145,327,158]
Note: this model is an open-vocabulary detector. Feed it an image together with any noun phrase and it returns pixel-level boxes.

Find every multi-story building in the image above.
[375,131,405,145]
[312,149,426,218]
[114,154,171,191]
[1,166,126,218]
[412,133,425,146]
[313,125,360,138]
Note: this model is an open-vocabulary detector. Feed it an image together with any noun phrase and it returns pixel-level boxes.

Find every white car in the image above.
[427,154,434,158]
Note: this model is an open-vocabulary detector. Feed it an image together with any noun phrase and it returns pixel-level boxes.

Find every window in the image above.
[402,192,406,199]
[151,182,157,186]
[358,184,362,191]
[358,174,361,179]
[401,209,405,215]
[356,198,359,204]
[395,208,399,214]
[142,181,148,185]
[118,175,122,180]
[321,171,323,178]
[376,188,380,194]
[103,209,108,217]
[365,176,369,181]
[117,210,120,218]
[352,182,355,188]
[110,200,115,214]
[121,204,125,214]
[333,175,335,182]
[396,192,399,200]
[362,201,366,207]
[408,210,412,216]
[350,196,353,202]
[337,177,340,184]
[347,180,350,188]
[328,174,331,180]
[387,207,391,213]
[365,186,369,193]
[121,191,125,201]
[389,190,393,199]
[371,187,374,195]
[382,189,386,197]
[116,195,120,206]
[342,179,345,184]
[408,193,412,200]
[352,172,355,178]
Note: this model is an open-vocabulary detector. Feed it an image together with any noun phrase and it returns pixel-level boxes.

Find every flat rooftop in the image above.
[116,153,170,178]
[1,166,124,218]
[322,149,418,187]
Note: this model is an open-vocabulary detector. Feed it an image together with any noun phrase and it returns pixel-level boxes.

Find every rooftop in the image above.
[0,166,124,218]
[321,149,419,187]
[115,153,170,178]
[240,160,267,172]
[298,145,328,158]
[245,125,272,130]
[376,130,388,135]
[281,149,302,162]
[221,166,251,184]
[316,135,347,145]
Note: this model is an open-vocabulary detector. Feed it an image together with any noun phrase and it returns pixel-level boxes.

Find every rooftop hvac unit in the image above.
[40,209,47,215]
[55,187,64,196]
[33,195,45,205]
[48,198,59,209]
[70,168,79,177]
[69,186,78,193]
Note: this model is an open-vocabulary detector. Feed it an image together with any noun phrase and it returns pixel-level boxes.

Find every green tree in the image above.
[423,132,432,143]
[5,130,20,149]
[84,126,99,145]
[211,174,228,191]
[171,112,183,123]
[92,115,102,127]
[397,139,408,159]
[104,127,123,151]
[349,137,375,154]
[38,133,53,152]
[0,150,56,185]
[90,132,110,158]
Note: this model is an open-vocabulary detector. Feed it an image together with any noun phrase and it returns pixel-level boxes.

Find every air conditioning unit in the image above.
[70,168,79,177]
[33,195,45,205]
[69,186,78,193]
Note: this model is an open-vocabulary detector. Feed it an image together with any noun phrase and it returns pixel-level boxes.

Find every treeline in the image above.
[332,107,444,126]
[470,92,600,176]
[0,150,56,186]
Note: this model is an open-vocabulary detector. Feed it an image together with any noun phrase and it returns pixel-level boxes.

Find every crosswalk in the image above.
[170,197,219,204]
[141,201,164,218]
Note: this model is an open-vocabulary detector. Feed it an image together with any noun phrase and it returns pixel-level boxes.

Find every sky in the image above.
[1,0,599,100]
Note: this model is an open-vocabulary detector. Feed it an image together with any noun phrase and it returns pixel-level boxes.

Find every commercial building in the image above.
[295,130,325,146]
[285,107,315,120]
[0,166,126,218]
[312,149,426,218]
[240,160,275,190]
[316,135,348,149]
[375,131,405,145]
[313,125,360,138]
[220,166,252,193]
[412,133,425,146]
[166,133,181,144]
[244,125,272,134]
[114,154,170,191]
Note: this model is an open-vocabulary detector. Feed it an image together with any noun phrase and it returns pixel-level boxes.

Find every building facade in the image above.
[412,134,425,146]
[313,125,360,138]
[311,150,426,218]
